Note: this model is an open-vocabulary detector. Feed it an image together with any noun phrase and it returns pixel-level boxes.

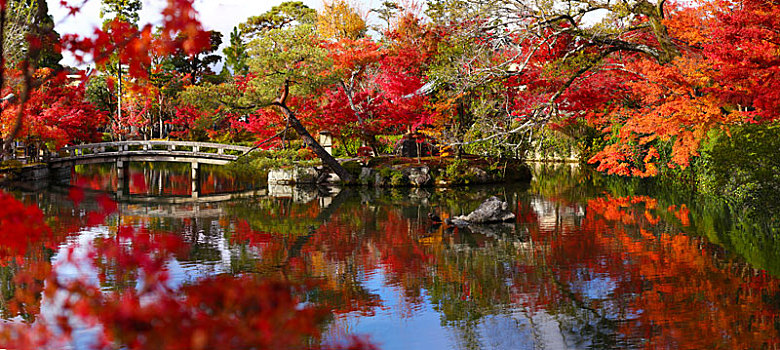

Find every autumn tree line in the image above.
[0,0,778,190]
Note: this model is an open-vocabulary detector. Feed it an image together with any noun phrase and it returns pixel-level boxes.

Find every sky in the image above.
[46,0,380,69]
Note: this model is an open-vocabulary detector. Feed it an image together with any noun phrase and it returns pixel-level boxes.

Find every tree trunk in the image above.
[275,103,355,184]
[636,0,679,64]
[158,94,164,139]
[117,61,123,138]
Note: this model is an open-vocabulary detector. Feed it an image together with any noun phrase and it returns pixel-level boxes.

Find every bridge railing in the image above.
[53,141,253,160]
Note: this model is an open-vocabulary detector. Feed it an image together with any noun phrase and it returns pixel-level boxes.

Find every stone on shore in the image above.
[402,166,432,187]
[268,167,318,185]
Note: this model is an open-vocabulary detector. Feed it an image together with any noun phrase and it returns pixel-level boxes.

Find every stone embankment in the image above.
[266,159,531,188]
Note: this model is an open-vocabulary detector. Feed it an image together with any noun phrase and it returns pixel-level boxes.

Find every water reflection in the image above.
[0,163,779,349]
[70,162,257,198]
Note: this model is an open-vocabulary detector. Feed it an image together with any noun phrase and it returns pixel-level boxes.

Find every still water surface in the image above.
[4,162,780,349]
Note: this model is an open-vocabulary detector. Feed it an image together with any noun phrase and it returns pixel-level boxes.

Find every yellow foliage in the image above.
[317,0,367,40]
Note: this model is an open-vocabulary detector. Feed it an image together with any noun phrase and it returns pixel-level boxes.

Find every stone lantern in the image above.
[319,130,333,155]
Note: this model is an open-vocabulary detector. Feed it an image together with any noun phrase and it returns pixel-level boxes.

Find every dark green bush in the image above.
[697,123,780,214]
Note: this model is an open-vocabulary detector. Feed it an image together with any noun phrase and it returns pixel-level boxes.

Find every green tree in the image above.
[239,1,316,40]
[372,1,401,32]
[3,0,62,69]
[168,30,223,85]
[699,124,780,214]
[85,74,115,113]
[243,25,331,103]
[223,27,249,76]
[100,0,142,23]
[245,18,354,181]
[99,0,142,138]
[181,3,353,182]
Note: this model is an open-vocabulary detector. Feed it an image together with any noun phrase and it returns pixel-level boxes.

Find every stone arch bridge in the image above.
[49,141,254,199]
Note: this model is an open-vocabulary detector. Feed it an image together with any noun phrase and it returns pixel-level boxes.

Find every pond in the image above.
[1,161,779,349]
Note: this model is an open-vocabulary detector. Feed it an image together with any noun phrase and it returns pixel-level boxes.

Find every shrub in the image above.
[697,123,780,214]
[341,160,362,179]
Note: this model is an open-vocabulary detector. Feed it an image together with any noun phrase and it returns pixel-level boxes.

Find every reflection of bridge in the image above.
[121,189,268,204]
[120,203,227,219]
[48,141,254,199]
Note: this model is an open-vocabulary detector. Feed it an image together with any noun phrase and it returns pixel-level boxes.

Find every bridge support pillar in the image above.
[191,161,200,199]
[117,160,130,199]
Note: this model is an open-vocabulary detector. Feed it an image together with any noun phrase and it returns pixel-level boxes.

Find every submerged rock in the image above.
[452,196,515,224]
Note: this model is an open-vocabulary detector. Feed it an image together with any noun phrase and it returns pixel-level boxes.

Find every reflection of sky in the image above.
[40,223,237,348]
[44,227,110,350]
[324,268,456,349]
[323,194,613,349]
[38,193,620,350]
[50,227,106,287]
[571,270,617,301]
[568,271,641,321]
[322,267,574,350]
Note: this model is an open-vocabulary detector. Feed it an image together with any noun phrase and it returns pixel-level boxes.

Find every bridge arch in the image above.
[49,141,253,167]
[49,141,254,199]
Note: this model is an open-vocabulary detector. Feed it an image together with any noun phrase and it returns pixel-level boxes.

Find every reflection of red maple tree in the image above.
[0,187,376,349]
[0,191,52,264]
[522,195,780,348]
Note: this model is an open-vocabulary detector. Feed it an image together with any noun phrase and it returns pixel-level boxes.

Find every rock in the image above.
[409,188,431,200]
[268,183,293,197]
[403,166,432,187]
[293,167,318,184]
[292,185,317,203]
[374,172,388,187]
[408,188,431,205]
[268,167,318,185]
[268,169,293,185]
[467,167,490,183]
[359,167,374,184]
[315,167,340,184]
[444,217,470,227]
[268,184,317,203]
[454,196,515,223]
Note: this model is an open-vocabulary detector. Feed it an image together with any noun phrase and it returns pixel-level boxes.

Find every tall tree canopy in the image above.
[3,0,62,69]
[100,0,142,24]
[317,0,367,40]
[224,26,249,76]
[239,1,316,40]
[168,30,223,85]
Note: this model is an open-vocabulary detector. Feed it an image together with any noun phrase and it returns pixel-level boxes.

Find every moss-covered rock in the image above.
[341,160,363,179]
